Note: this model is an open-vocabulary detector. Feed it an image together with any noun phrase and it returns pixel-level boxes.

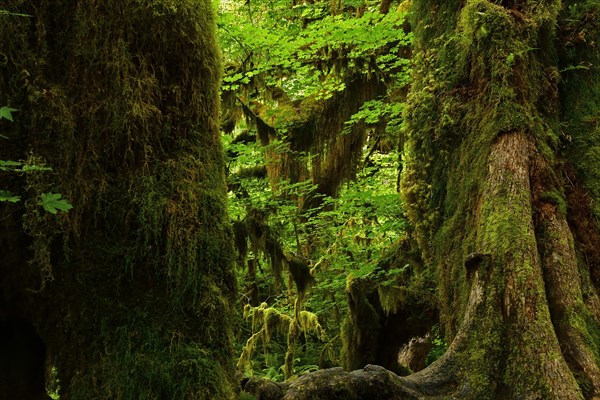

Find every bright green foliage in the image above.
[225,118,408,377]
[219,0,416,380]
[218,0,411,133]
[344,100,405,132]
[0,189,20,203]
[37,192,73,214]
[0,9,30,17]
[424,325,447,366]
[1,107,70,211]
[0,160,52,173]
[0,106,18,121]
[0,160,24,171]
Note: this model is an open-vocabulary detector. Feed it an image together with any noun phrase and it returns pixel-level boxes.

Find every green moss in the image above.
[400,0,593,396]
[237,393,257,400]
[0,0,237,398]
[568,303,600,364]
[577,146,600,218]
[341,275,380,371]
[69,312,235,399]
[402,0,565,333]
[237,303,292,375]
[560,1,600,218]
[539,190,568,217]
[453,270,505,399]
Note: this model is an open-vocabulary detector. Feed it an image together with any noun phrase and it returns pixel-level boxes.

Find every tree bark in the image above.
[397,0,600,398]
[0,1,236,398]
[268,1,600,399]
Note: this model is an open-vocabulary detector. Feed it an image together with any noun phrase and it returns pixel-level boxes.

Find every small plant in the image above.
[425,325,448,366]
[1,105,72,213]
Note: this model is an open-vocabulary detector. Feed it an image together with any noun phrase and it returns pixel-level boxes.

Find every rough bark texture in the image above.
[398,0,600,397]
[249,0,600,399]
[398,335,433,372]
[0,1,236,398]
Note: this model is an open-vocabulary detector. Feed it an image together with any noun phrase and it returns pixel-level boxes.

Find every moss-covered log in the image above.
[0,1,236,398]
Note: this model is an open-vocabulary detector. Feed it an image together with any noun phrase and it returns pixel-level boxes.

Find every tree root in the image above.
[242,260,488,400]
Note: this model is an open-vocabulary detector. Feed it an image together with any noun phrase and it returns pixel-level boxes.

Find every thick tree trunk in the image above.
[249,1,600,399]
[0,1,236,398]
[472,131,581,398]
[397,0,600,398]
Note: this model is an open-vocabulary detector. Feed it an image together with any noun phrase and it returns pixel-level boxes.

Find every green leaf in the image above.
[0,190,20,203]
[0,160,22,171]
[38,192,73,214]
[0,160,53,172]
[0,10,32,17]
[0,106,18,122]
[21,164,53,172]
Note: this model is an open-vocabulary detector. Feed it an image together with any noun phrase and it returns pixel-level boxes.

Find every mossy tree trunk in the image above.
[0,1,236,399]
[399,0,600,398]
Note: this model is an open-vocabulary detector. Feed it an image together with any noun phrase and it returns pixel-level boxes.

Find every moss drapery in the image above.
[0,1,236,398]
[253,3,600,396]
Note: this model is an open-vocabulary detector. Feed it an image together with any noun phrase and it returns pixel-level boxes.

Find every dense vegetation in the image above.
[217,0,428,382]
[219,0,600,398]
[1,0,599,399]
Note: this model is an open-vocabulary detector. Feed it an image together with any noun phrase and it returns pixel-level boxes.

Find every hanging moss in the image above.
[341,238,436,375]
[237,302,325,379]
[0,0,236,398]
[237,303,293,375]
[234,73,388,214]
